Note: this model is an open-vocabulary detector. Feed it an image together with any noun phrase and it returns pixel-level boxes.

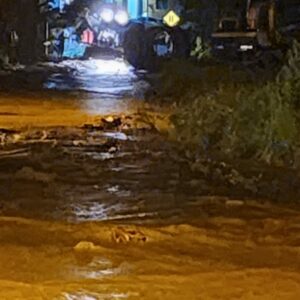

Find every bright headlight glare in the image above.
[100,8,114,23]
[114,10,129,26]
[240,44,254,51]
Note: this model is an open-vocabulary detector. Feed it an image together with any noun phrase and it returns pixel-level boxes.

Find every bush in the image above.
[150,59,254,104]
[170,89,233,153]
[230,82,297,163]
[168,41,300,166]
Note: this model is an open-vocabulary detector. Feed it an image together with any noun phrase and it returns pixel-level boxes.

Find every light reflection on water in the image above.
[69,201,157,222]
[64,292,129,300]
[43,58,140,116]
[106,185,131,198]
[74,257,117,280]
[70,202,125,221]
[44,59,136,96]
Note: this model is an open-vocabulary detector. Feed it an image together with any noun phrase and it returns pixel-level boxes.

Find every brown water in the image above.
[0,124,299,300]
[1,213,300,300]
[0,62,300,299]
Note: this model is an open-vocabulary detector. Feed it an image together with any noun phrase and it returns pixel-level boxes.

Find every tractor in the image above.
[211,0,300,60]
[41,0,203,69]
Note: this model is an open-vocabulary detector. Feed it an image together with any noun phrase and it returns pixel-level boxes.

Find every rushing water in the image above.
[0,61,300,299]
[0,126,300,299]
[44,59,137,97]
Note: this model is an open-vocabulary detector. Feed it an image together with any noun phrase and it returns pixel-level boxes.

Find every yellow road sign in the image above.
[163,10,180,27]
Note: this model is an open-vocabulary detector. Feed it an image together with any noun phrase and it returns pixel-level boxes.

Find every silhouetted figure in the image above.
[8,29,19,64]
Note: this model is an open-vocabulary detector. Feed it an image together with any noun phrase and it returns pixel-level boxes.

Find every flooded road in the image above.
[44,59,137,97]
[0,60,300,299]
[0,59,149,128]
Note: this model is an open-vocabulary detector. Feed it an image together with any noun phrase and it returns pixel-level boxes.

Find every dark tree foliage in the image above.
[0,0,39,63]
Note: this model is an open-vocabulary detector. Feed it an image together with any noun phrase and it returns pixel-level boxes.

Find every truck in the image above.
[41,0,202,69]
[211,0,300,60]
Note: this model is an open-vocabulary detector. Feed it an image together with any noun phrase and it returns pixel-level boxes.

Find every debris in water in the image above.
[101,116,122,130]
[105,116,115,123]
[112,227,147,244]
[0,148,29,159]
[74,241,105,253]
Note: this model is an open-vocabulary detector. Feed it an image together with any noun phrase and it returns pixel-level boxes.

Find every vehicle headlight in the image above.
[114,10,129,26]
[100,8,114,23]
[240,44,254,51]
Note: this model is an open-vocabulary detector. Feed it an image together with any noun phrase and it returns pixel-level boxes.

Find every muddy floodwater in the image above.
[0,60,300,299]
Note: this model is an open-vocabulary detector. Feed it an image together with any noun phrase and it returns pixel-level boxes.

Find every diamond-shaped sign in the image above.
[163,10,180,27]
